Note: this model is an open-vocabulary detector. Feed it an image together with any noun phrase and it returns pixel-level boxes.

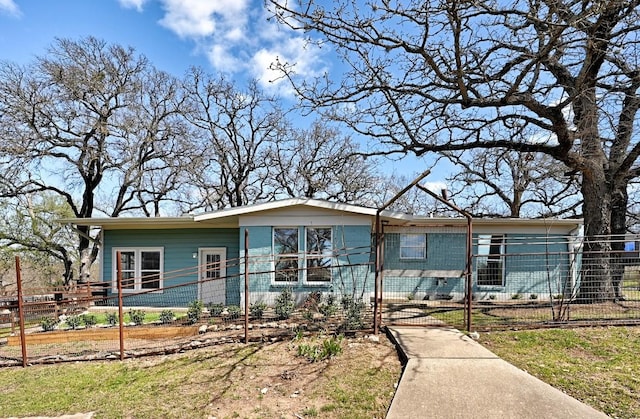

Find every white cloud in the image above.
[0,0,20,17]
[118,0,148,12]
[158,0,248,39]
[206,43,241,73]
[421,181,449,196]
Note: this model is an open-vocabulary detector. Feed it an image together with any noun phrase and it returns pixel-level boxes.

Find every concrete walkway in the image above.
[385,327,609,419]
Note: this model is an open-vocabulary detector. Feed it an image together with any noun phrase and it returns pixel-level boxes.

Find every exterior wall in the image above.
[102,228,239,307]
[382,227,467,300]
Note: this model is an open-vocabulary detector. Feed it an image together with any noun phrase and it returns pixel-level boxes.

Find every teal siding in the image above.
[472,234,571,297]
[103,228,239,307]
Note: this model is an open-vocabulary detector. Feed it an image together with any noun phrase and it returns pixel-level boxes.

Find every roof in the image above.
[59,198,583,231]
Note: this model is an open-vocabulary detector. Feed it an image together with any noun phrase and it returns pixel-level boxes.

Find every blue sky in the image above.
[0,0,445,185]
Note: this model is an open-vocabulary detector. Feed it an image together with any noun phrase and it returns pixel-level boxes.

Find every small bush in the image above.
[275,288,295,320]
[41,317,58,332]
[159,309,174,324]
[249,301,267,319]
[488,294,496,300]
[226,305,242,319]
[529,294,538,300]
[65,315,82,330]
[341,298,366,331]
[81,313,97,327]
[511,293,522,300]
[319,294,338,317]
[207,303,224,317]
[128,309,146,326]
[105,312,118,326]
[186,300,204,324]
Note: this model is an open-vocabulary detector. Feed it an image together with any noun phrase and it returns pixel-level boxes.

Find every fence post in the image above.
[15,256,27,367]
[244,229,249,345]
[116,251,125,361]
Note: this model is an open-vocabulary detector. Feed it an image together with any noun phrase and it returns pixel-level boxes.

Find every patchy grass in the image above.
[480,326,640,419]
[0,335,401,419]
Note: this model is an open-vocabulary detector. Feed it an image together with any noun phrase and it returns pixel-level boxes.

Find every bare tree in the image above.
[271,120,380,203]
[182,68,286,210]
[269,0,640,302]
[0,37,190,281]
[445,150,582,218]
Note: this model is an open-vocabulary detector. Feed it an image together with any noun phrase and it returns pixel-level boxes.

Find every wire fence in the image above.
[3,233,640,367]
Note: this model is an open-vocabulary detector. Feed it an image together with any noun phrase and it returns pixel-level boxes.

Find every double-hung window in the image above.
[273,228,299,283]
[476,235,505,286]
[400,233,427,259]
[273,226,334,284]
[306,227,333,282]
[113,248,163,291]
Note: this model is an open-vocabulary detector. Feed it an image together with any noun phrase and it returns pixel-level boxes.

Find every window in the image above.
[477,235,505,286]
[400,234,427,259]
[273,228,299,283]
[113,248,163,291]
[306,227,333,282]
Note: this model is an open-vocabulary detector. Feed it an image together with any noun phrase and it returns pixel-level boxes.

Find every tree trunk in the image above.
[610,182,629,300]
[576,168,615,303]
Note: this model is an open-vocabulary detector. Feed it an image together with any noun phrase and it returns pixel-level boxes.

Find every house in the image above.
[63,198,583,307]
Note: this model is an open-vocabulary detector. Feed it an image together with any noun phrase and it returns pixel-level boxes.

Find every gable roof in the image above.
[59,197,582,232]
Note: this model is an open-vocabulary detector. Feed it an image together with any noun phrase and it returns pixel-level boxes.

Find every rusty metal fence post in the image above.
[244,229,249,344]
[15,256,27,367]
[116,251,125,360]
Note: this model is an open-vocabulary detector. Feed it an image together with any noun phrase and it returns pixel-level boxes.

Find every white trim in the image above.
[476,234,505,287]
[111,247,164,293]
[240,214,371,227]
[383,269,464,278]
[399,233,427,260]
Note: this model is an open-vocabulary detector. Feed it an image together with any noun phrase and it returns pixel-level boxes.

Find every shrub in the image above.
[319,294,338,317]
[275,288,295,320]
[159,309,174,324]
[488,294,496,300]
[529,294,538,300]
[40,317,58,332]
[226,305,242,319]
[81,313,97,327]
[187,300,204,324]
[66,315,82,330]
[105,312,118,326]
[341,298,365,331]
[511,293,522,300]
[207,303,224,317]
[128,309,146,326]
[249,301,267,319]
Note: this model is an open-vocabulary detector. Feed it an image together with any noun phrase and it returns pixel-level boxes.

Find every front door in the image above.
[198,248,226,305]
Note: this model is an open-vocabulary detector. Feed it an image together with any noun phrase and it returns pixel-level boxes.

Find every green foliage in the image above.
[128,309,146,326]
[105,312,118,326]
[207,303,224,317]
[529,294,538,300]
[488,294,496,300]
[81,314,97,327]
[226,305,242,319]
[40,317,58,332]
[249,301,267,319]
[511,293,522,300]
[275,287,295,320]
[297,335,343,362]
[186,300,203,324]
[319,294,338,317]
[159,310,174,324]
[65,315,82,330]
[341,297,366,331]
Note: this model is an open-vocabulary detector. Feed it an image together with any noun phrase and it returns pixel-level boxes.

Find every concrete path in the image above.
[385,327,609,419]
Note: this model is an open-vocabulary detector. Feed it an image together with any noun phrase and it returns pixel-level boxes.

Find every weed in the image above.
[297,335,343,362]
[488,294,496,300]
[319,294,338,317]
[511,293,522,300]
[529,294,538,300]
[341,298,366,331]
[275,288,295,320]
